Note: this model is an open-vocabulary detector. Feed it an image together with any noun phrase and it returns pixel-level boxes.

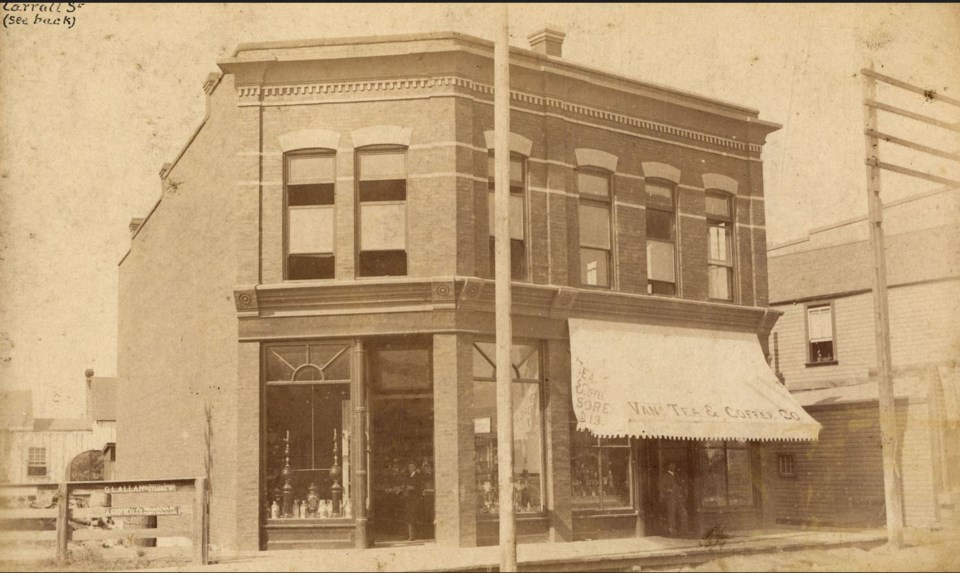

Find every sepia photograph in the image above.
[1,3,958,572]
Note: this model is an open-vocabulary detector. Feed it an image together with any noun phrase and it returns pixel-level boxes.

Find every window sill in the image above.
[572,509,638,518]
[805,360,839,368]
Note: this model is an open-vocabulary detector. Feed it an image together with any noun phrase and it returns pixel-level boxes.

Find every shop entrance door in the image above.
[369,395,435,545]
[643,440,695,538]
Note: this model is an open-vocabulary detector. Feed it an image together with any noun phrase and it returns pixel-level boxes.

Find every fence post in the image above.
[56,482,69,562]
[193,477,208,565]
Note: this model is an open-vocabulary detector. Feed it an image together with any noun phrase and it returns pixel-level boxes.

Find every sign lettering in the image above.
[104,483,177,494]
[106,506,180,517]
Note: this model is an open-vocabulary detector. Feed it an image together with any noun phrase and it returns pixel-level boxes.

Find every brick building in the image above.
[763,186,960,528]
[116,30,818,553]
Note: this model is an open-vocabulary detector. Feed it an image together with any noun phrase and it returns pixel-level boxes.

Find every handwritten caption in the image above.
[2,3,85,29]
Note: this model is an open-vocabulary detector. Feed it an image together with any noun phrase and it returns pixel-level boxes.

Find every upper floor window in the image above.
[357,148,407,277]
[285,152,336,280]
[27,447,47,477]
[645,182,677,296]
[706,192,735,301]
[806,304,836,364]
[578,170,613,288]
[487,155,527,280]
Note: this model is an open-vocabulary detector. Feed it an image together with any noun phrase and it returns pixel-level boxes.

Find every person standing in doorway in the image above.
[659,461,688,536]
[401,462,424,541]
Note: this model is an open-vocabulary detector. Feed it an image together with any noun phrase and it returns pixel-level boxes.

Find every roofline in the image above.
[768,183,960,254]
[218,32,776,127]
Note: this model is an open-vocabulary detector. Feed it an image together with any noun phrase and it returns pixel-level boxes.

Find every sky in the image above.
[1,3,958,418]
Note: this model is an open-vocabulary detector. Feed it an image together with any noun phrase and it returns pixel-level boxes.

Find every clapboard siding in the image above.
[887,281,960,369]
[763,400,938,527]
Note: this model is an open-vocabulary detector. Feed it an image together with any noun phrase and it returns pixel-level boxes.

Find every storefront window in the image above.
[472,341,543,515]
[264,343,353,520]
[700,440,754,508]
[570,422,633,510]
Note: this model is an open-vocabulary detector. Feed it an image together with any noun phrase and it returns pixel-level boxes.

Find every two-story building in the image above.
[115,30,819,554]
[763,185,960,529]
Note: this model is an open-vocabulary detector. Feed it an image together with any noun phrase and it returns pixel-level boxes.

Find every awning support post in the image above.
[494,5,518,571]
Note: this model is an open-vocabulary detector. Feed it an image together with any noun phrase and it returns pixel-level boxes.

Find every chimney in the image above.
[84,368,94,421]
[129,217,144,236]
[527,26,566,57]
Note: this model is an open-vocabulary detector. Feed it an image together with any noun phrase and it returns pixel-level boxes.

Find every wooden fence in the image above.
[0,477,208,565]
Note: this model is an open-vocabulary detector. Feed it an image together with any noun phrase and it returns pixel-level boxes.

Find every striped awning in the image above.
[569,319,821,442]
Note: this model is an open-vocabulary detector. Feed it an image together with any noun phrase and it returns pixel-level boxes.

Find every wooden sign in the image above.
[106,506,181,517]
[104,483,177,494]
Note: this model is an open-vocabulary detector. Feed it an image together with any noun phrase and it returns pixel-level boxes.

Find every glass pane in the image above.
[708,265,732,300]
[726,447,754,506]
[647,240,676,283]
[288,184,335,206]
[810,340,834,363]
[472,343,496,379]
[487,191,525,240]
[705,193,732,220]
[646,183,673,208]
[513,383,542,513]
[358,250,407,277]
[473,381,498,514]
[578,172,609,199]
[287,254,334,280]
[708,223,731,263]
[808,307,832,342]
[358,180,406,202]
[486,156,524,187]
[646,209,675,242]
[359,151,406,181]
[700,447,728,507]
[309,344,351,381]
[571,429,601,510]
[288,206,334,254]
[371,345,431,391]
[512,344,540,380]
[579,203,611,249]
[360,203,406,250]
[601,445,632,508]
[287,154,334,184]
[580,247,610,287]
[266,346,307,382]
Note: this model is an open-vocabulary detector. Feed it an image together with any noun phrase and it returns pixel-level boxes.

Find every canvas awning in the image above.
[569,319,821,442]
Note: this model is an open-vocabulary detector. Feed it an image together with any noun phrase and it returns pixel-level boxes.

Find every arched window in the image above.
[645,180,678,296]
[705,191,736,301]
[356,146,408,277]
[284,150,337,280]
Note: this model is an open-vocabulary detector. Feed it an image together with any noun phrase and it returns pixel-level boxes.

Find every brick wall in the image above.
[117,75,242,551]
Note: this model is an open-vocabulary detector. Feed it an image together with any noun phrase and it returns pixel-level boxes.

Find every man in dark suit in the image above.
[401,462,424,541]
[659,461,688,536]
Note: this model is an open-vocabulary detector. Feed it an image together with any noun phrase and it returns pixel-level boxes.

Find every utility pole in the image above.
[494,4,517,571]
[862,60,904,548]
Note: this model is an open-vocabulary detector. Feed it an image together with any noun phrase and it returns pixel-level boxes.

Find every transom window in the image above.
[472,341,543,515]
[700,440,754,508]
[706,192,735,301]
[646,182,677,296]
[806,304,836,364]
[357,148,408,277]
[487,155,527,280]
[578,170,613,288]
[27,447,47,477]
[285,152,336,280]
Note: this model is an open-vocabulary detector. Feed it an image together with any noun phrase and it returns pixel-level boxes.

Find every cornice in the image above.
[235,75,763,155]
[234,278,779,335]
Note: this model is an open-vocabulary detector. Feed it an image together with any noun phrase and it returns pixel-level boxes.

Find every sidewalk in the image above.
[147,528,889,572]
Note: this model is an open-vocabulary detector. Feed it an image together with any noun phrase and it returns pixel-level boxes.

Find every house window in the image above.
[700,440,754,508]
[27,447,47,477]
[578,170,613,288]
[472,341,543,514]
[706,192,735,301]
[488,155,527,280]
[806,304,836,364]
[646,182,677,296]
[570,422,633,511]
[264,343,353,518]
[357,148,407,276]
[285,152,336,280]
[778,454,796,477]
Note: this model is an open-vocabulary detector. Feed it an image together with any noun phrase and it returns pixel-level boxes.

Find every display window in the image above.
[263,343,354,521]
[570,424,633,511]
[471,341,544,515]
[700,440,755,508]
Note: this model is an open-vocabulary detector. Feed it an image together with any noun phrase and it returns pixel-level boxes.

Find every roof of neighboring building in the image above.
[768,221,960,304]
[31,418,92,432]
[89,377,117,422]
[793,375,927,407]
[0,390,33,429]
